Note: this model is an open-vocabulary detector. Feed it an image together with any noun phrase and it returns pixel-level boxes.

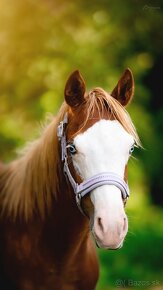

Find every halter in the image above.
[57,114,130,214]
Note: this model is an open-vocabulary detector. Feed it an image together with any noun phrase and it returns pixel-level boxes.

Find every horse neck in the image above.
[44,184,89,254]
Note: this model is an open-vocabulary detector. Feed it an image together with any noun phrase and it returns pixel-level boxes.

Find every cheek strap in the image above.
[57,114,130,215]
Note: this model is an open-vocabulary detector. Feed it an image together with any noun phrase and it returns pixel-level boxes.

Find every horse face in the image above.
[64,69,136,249]
[72,119,134,249]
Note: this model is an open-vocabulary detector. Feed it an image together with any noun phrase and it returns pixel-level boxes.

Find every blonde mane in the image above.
[0,88,140,220]
[1,103,68,221]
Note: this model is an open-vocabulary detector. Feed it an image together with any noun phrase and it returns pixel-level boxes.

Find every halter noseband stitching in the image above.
[57,114,130,215]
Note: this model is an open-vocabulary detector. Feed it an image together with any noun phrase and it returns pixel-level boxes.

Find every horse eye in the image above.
[129,145,135,155]
[67,144,77,155]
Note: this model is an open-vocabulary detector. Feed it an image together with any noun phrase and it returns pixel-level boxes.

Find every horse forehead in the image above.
[74,120,134,149]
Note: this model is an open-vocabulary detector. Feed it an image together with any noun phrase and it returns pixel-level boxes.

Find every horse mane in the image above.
[0,103,68,221]
[0,88,140,221]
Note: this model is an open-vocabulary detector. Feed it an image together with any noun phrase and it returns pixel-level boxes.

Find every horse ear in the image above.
[64,70,86,108]
[111,68,134,106]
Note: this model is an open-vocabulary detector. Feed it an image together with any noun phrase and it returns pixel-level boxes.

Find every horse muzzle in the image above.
[91,210,128,250]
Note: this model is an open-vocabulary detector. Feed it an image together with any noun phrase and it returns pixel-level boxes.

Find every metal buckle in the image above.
[57,113,68,140]
[57,121,64,139]
[76,193,81,206]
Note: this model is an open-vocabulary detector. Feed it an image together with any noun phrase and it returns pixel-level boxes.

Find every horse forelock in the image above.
[67,88,141,148]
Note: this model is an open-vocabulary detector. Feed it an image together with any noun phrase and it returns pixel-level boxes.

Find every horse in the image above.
[0,68,140,290]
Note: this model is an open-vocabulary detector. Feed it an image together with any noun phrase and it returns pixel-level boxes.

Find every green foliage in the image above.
[0,0,162,288]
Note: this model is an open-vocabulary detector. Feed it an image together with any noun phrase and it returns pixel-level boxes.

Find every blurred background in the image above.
[0,0,162,289]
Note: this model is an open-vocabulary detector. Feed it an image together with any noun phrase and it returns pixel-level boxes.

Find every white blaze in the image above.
[72,120,134,248]
[73,120,134,179]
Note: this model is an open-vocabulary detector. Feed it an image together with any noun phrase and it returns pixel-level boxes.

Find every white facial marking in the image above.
[72,120,134,249]
[72,120,134,179]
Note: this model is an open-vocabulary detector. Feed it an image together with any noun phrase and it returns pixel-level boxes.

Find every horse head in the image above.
[60,69,139,250]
